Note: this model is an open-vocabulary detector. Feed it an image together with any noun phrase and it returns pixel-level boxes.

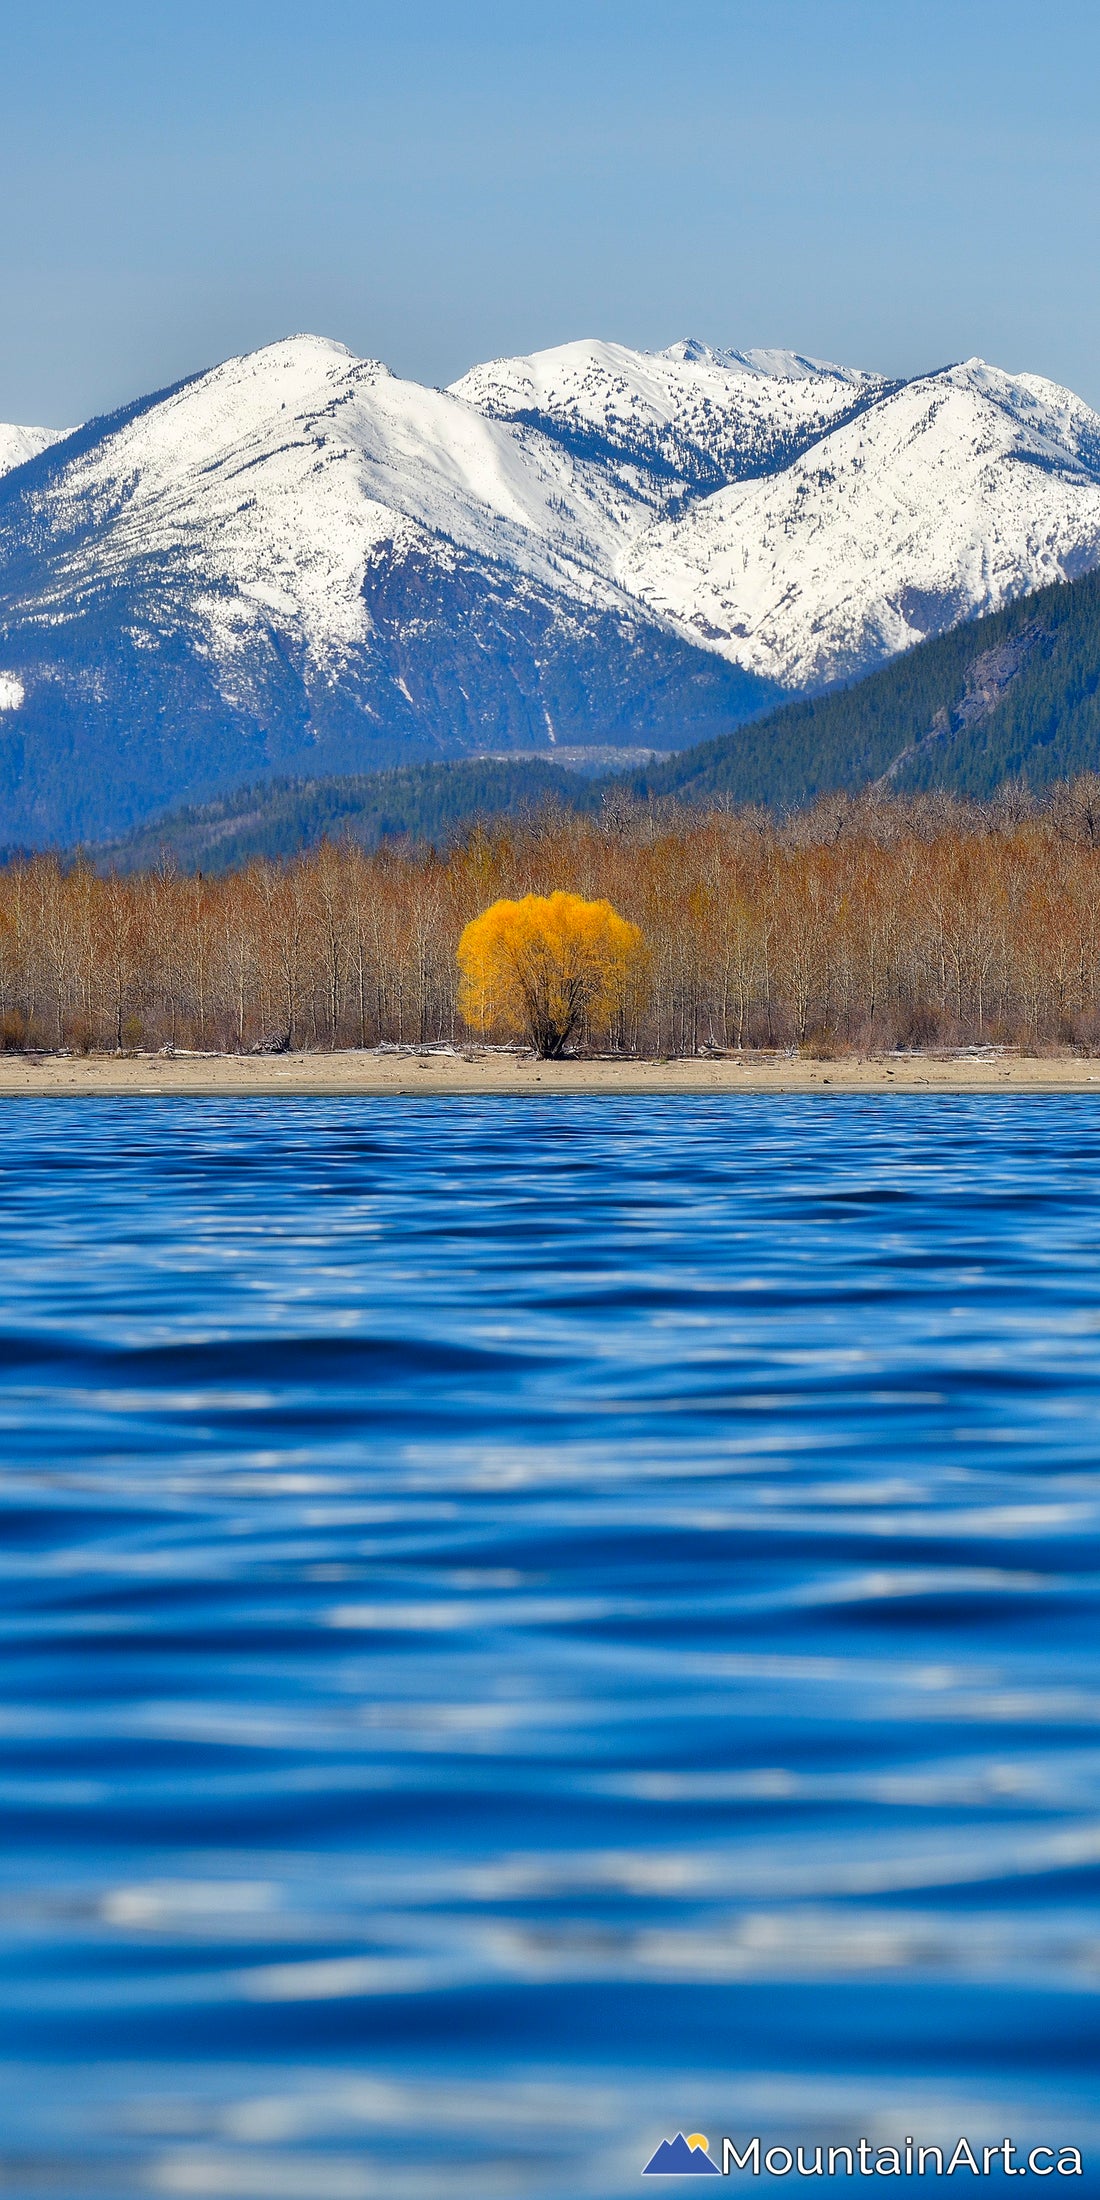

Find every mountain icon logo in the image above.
[642,2131,720,2175]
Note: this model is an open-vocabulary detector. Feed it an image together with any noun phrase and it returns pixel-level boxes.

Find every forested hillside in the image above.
[98,757,598,873]
[630,568,1100,810]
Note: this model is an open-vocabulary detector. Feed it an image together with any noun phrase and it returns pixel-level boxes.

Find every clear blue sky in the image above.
[4,0,1099,425]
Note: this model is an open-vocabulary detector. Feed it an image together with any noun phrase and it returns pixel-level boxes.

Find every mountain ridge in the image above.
[2,330,1100,842]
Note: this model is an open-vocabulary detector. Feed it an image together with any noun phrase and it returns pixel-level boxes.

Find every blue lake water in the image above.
[0,1094,1098,2196]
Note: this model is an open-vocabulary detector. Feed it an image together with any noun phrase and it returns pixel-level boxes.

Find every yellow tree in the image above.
[457,891,646,1058]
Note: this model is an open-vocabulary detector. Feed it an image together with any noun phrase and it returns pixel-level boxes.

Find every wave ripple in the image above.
[1,1095,1099,2195]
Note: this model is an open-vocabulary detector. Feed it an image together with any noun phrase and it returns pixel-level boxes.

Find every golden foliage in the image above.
[457,890,647,1056]
[7,784,1100,1055]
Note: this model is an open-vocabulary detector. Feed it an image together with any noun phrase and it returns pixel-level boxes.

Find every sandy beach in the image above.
[0,1047,1097,1095]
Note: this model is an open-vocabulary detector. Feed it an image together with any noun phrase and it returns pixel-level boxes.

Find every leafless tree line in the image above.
[5,781,1100,1054]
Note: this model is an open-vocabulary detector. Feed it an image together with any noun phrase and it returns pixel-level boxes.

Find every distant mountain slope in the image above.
[457,342,1100,685]
[87,563,1100,867]
[450,338,889,494]
[623,360,1100,685]
[629,566,1100,808]
[96,756,597,872]
[0,422,69,477]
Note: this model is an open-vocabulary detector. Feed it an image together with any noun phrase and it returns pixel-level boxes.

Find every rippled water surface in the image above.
[2,1094,1099,2195]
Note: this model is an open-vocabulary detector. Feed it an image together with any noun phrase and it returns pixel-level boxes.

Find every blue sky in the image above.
[4,0,1099,424]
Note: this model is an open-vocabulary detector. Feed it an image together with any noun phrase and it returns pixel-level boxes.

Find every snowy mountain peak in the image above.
[624,352,1100,687]
[450,336,890,506]
[0,421,72,479]
[164,331,393,420]
[659,339,873,386]
[7,330,665,708]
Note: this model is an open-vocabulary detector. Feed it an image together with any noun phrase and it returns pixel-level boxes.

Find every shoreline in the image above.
[0,1048,1098,1095]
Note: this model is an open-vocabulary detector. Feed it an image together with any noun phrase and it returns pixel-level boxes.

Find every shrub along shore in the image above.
[4,784,1100,1059]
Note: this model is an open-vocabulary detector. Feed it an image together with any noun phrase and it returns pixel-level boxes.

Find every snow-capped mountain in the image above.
[0,422,68,477]
[456,340,1100,688]
[0,336,772,842]
[622,358,1100,686]
[451,338,889,499]
[2,328,1100,842]
[26,336,640,658]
